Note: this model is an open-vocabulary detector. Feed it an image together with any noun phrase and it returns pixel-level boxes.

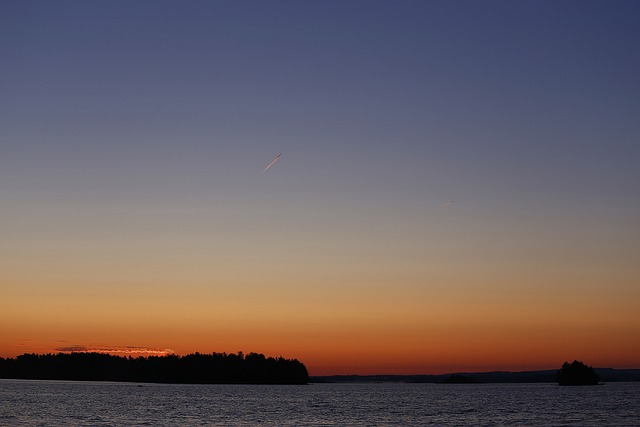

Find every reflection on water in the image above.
[1,380,639,426]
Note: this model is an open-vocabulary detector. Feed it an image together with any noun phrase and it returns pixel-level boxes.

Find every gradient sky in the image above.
[2,0,639,375]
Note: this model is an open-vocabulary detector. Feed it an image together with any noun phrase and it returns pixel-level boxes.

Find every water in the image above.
[1,379,638,426]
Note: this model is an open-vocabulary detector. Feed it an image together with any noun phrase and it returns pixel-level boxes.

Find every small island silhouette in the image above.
[0,351,308,385]
[557,360,599,386]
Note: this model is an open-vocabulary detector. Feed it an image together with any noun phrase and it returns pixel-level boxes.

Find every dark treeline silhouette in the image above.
[557,360,599,386]
[0,352,308,385]
[312,368,640,384]
[443,374,477,384]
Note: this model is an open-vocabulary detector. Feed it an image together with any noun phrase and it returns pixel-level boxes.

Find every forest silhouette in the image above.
[0,352,308,385]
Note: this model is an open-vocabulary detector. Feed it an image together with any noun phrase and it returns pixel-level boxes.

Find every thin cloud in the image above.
[55,345,174,355]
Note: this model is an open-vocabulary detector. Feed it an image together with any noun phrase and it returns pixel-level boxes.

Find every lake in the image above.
[1,379,638,426]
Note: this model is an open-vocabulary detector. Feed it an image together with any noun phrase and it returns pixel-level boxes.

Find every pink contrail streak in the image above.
[262,154,282,173]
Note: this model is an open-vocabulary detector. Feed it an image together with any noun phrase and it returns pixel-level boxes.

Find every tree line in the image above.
[0,351,309,385]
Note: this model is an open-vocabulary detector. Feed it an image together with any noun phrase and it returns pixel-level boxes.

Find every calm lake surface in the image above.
[1,379,638,426]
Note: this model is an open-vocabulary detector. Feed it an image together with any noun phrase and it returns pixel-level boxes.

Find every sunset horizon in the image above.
[3,331,638,376]
[3,0,638,383]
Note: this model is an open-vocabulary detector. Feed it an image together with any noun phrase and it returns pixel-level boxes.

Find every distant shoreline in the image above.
[311,368,640,384]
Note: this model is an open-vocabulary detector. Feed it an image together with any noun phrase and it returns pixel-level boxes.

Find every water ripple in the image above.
[1,380,638,426]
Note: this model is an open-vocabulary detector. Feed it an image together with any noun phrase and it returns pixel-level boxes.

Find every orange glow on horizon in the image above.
[2,301,638,376]
[3,242,638,376]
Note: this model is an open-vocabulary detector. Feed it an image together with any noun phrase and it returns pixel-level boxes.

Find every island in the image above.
[557,360,599,386]
[0,352,309,385]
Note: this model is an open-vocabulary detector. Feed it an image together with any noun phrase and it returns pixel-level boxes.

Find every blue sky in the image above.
[2,0,639,373]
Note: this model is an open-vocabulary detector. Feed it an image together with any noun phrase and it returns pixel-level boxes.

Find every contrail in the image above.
[262,154,282,173]
[440,201,455,208]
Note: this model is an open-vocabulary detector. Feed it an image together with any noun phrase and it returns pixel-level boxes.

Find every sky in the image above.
[2,0,639,375]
